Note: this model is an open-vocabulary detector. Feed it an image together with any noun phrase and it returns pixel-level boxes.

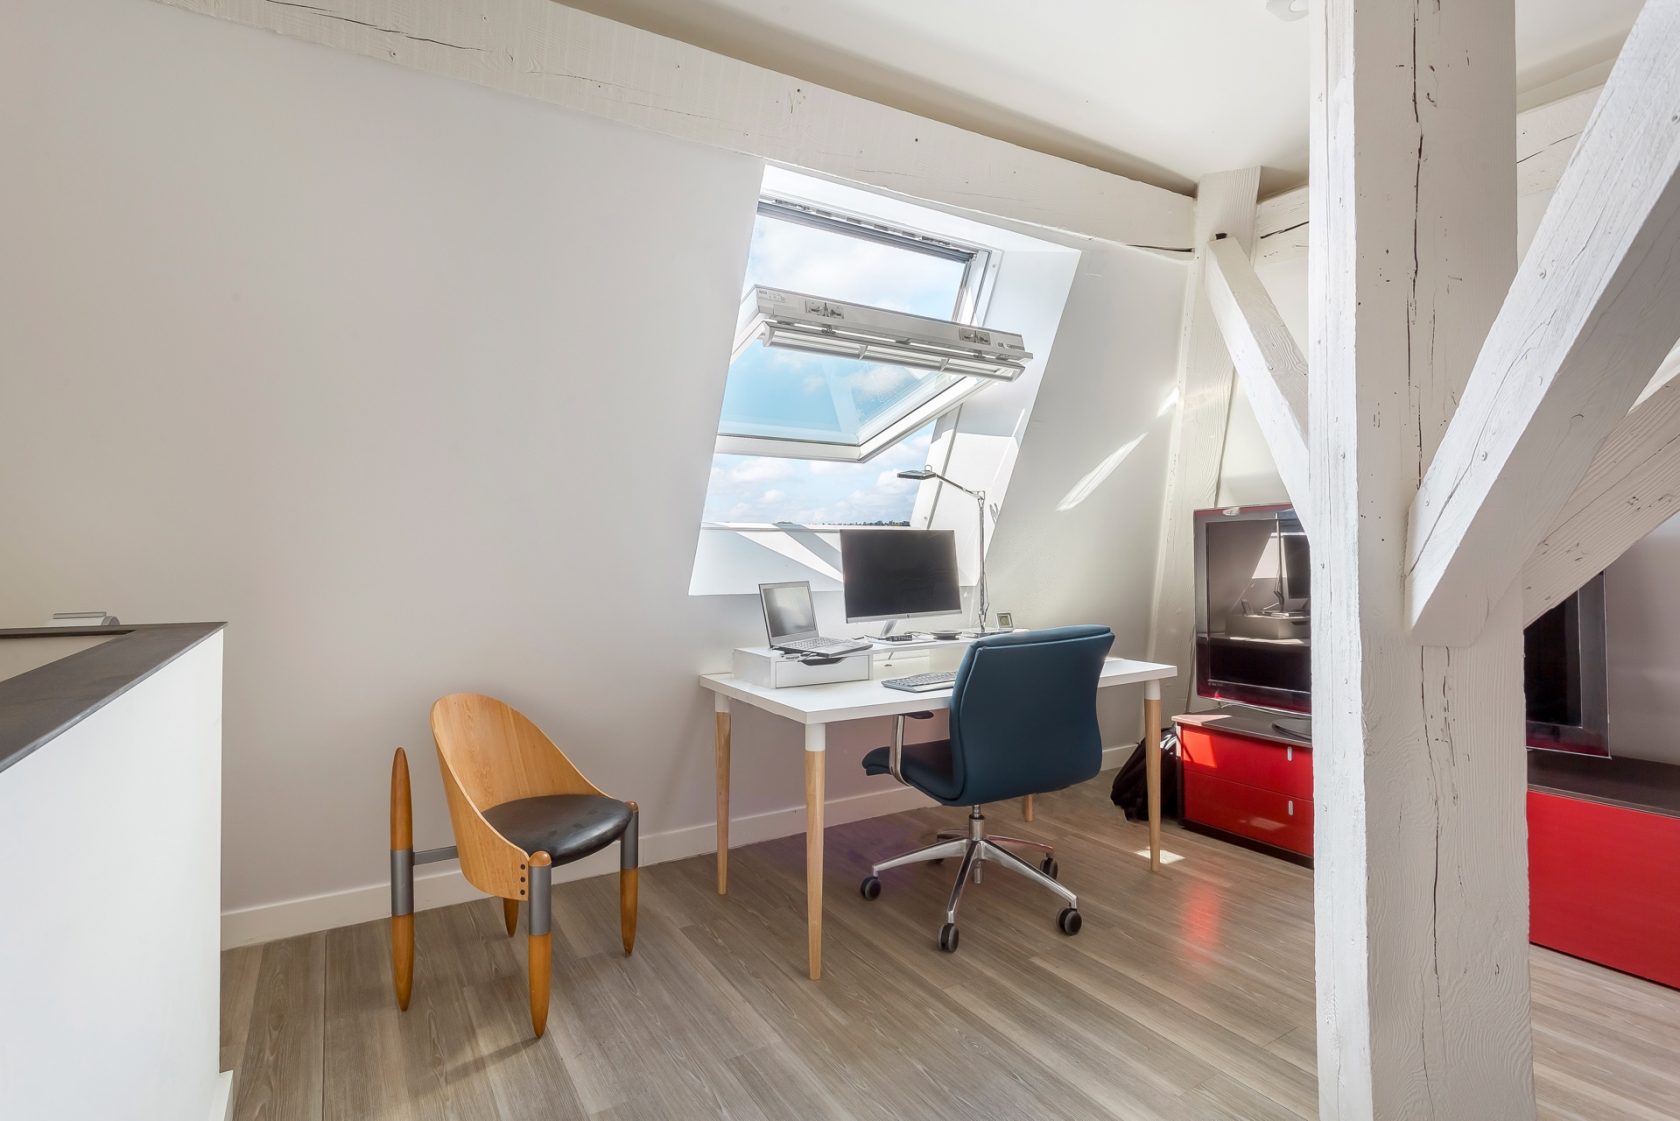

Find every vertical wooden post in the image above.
[1143,685,1163,871]
[714,697,730,895]
[389,747,414,1011]
[1310,1,1533,1117]
[620,801,639,956]
[1146,167,1261,714]
[527,852,552,1038]
[804,724,826,981]
[1021,795,1034,822]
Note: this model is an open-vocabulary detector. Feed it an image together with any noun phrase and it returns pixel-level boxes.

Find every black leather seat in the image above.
[861,739,960,802]
[483,794,634,864]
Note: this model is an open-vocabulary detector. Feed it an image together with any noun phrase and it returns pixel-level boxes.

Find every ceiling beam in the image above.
[151,0,1193,250]
[1407,0,1680,646]
[1203,235,1310,527]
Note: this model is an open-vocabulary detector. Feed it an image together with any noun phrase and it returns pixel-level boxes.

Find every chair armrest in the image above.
[888,712,936,782]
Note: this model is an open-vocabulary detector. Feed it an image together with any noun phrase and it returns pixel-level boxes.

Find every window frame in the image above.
[714,196,1001,464]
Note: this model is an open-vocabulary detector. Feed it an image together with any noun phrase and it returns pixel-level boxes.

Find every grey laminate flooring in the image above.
[221,777,1680,1120]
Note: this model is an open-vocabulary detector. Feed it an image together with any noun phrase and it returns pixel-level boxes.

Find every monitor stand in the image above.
[870,620,919,643]
[1270,717,1313,743]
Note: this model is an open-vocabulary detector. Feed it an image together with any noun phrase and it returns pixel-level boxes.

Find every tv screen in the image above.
[1192,504,1609,754]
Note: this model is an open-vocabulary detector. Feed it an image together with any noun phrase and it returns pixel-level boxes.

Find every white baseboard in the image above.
[209,1071,234,1121]
[220,743,1132,948]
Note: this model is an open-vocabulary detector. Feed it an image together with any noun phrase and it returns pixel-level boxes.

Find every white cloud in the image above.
[729,458,795,483]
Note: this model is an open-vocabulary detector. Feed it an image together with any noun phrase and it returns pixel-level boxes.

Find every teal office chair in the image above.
[857,625,1114,952]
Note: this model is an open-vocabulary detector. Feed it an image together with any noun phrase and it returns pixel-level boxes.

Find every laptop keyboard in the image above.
[780,636,868,654]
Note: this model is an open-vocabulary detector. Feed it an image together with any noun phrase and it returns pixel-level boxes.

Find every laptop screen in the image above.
[760,582,818,644]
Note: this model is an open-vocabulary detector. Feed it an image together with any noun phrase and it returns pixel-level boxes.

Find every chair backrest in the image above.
[946,625,1114,806]
[431,692,603,811]
[430,693,605,898]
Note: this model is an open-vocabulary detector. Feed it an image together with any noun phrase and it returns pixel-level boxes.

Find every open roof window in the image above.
[711,198,1026,465]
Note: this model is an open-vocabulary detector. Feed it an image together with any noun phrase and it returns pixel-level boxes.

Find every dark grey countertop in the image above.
[0,622,225,776]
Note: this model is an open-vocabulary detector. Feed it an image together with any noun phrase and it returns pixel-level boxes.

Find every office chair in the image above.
[857,625,1114,952]
[387,693,638,1037]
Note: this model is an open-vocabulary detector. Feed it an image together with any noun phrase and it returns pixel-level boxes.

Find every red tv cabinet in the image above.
[1174,711,1680,989]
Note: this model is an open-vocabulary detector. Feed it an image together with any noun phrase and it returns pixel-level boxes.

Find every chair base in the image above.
[862,807,1077,945]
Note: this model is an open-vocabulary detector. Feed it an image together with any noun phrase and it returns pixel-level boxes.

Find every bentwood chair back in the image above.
[388,693,638,1038]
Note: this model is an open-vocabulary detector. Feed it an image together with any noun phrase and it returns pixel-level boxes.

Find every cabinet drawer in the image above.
[1178,726,1312,799]
[1183,772,1313,856]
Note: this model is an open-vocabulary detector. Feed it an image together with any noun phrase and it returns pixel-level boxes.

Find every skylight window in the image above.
[710,200,1009,471]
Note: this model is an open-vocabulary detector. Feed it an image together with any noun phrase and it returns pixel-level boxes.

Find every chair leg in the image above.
[983,839,1077,908]
[389,748,415,1011]
[871,837,968,876]
[503,898,519,938]
[620,801,639,956]
[943,841,981,926]
[988,834,1054,854]
[527,852,553,1038]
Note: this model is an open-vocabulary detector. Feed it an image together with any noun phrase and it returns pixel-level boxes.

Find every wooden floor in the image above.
[222,777,1680,1120]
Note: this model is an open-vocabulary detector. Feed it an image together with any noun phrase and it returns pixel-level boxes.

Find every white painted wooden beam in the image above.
[1254,83,1604,268]
[1145,168,1260,713]
[1311,0,1533,1115]
[1203,234,1311,526]
[1253,185,1309,267]
[151,0,1193,249]
[1524,353,1680,623]
[1407,0,1680,646]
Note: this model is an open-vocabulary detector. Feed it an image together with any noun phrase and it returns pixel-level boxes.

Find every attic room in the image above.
[3,0,1678,1118]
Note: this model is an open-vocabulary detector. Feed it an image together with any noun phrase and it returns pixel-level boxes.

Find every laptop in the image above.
[758,581,871,656]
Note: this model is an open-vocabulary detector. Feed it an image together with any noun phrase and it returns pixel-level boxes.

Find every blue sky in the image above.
[702,210,967,526]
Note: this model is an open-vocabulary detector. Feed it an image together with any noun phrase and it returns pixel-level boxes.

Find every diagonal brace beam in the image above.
[1523,351,1680,623]
[1407,0,1680,646]
[1204,234,1312,530]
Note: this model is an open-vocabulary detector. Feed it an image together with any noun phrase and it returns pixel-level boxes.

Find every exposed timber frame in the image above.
[1308,0,1533,1116]
[1203,234,1311,526]
[1406,6,1680,646]
[1144,168,1261,714]
[1254,80,1602,268]
[150,0,1193,250]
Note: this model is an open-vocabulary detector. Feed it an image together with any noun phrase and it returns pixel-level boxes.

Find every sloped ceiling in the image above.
[560,0,1644,195]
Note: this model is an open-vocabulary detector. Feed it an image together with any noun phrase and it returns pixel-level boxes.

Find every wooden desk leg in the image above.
[1022,794,1035,822]
[715,696,731,895]
[1144,682,1163,872]
[804,723,826,981]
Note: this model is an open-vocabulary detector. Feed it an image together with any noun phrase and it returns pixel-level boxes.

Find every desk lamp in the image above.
[898,467,996,634]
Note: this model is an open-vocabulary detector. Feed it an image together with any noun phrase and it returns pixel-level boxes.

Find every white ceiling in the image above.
[561,0,1645,196]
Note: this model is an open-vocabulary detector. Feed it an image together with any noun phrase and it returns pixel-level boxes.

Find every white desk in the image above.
[699,653,1176,980]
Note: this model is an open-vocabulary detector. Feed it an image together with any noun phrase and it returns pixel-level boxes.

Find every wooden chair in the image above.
[387,692,639,1037]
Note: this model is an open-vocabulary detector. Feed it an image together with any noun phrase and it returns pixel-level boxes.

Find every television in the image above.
[1192,504,1609,755]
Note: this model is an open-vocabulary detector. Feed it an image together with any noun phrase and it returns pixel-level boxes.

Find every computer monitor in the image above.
[839,529,962,624]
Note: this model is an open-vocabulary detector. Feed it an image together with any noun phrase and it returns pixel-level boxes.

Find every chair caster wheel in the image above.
[860,875,882,901]
[937,923,960,953]
[1040,855,1059,879]
[1057,907,1082,936]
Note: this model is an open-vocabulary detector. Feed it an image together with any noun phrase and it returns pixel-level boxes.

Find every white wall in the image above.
[0,634,225,1121]
[1,0,1186,943]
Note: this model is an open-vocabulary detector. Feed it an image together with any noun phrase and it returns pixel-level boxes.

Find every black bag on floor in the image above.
[1110,730,1179,822]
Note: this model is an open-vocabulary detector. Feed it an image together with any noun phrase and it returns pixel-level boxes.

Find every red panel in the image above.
[1183,772,1313,856]
[1528,790,1680,989]
[1179,726,1313,800]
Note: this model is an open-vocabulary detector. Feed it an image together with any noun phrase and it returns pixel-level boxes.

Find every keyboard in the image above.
[881,671,957,693]
[777,636,871,655]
